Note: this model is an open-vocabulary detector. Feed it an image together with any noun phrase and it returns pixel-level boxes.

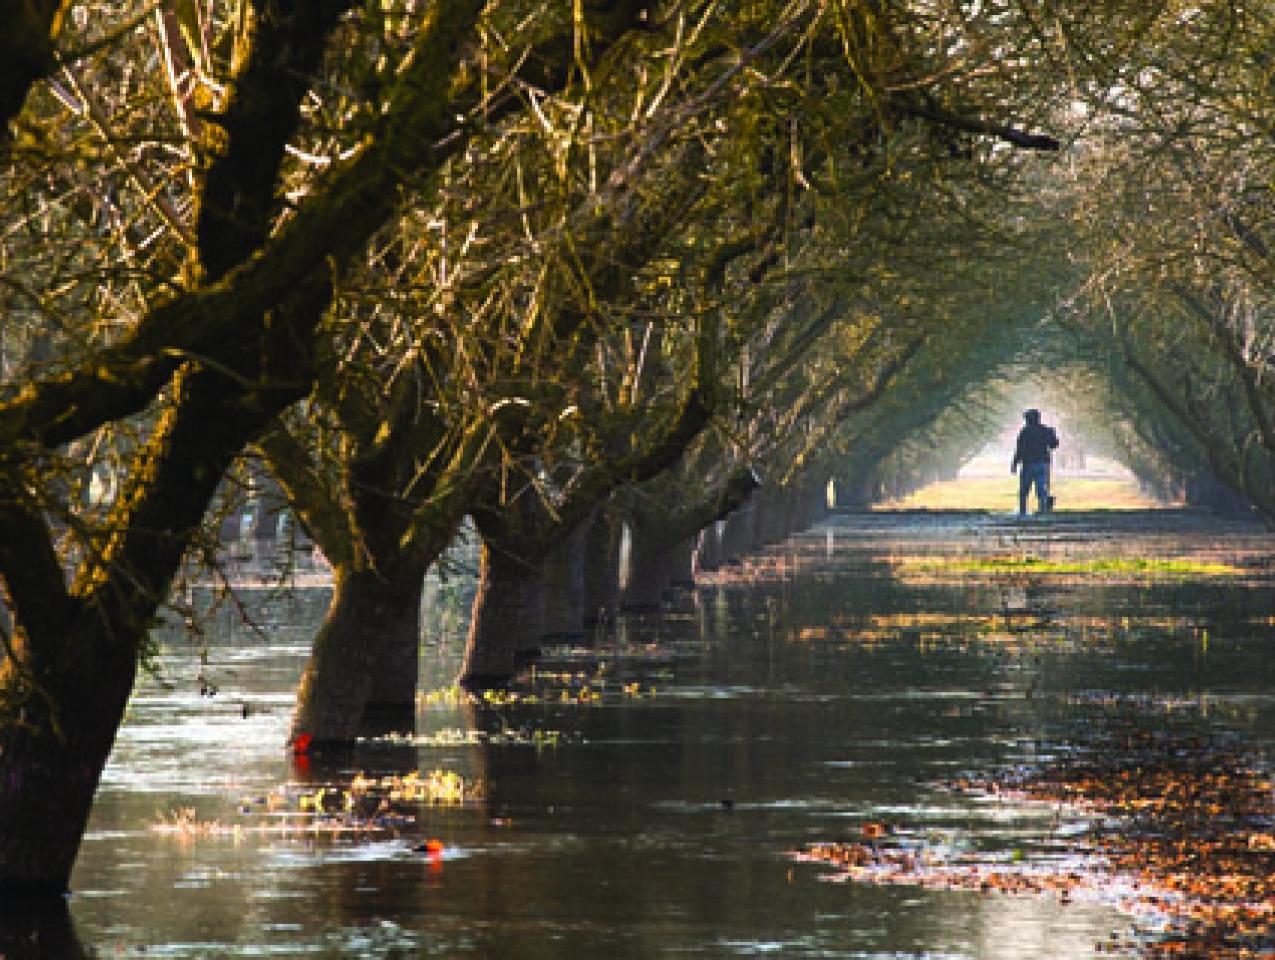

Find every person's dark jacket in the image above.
[1012,423,1058,469]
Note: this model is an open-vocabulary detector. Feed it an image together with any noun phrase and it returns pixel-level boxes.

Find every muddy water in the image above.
[54,511,1275,958]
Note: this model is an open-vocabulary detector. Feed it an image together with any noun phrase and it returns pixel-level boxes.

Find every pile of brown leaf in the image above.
[801,728,1275,958]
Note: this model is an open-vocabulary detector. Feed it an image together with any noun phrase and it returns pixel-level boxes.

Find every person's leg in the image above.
[1035,464,1050,513]
[1018,469,1030,517]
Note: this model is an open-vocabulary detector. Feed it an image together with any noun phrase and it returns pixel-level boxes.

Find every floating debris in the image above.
[346,769,477,806]
[799,729,1275,958]
[153,768,482,841]
[360,727,568,748]
[152,806,404,840]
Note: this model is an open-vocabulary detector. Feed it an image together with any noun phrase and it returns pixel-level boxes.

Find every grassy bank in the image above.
[880,475,1166,512]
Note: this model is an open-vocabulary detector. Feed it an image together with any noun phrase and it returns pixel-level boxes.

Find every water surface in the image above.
[61,510,1275,957]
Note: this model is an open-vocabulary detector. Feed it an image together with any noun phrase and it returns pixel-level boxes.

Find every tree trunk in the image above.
[1185,472,1255,519]
[515,562,548,665]
[0,354,317,894]
[292,563,426,745]
[781,483,809,538]
[796,479,828,531]
[747,485,773,549]
[362,557,430,733]
[719,502,756,565]
[780,481,816,538]
[582,508,621,627]
[0,895,90,957]
[752,484,790,548]
[622,516,674,610]
[667,537,695,589]
[0,611,136,897]
[695,520,724,574]
[458,541,545,688]
[834,473,875,509]
[541,520,588,642]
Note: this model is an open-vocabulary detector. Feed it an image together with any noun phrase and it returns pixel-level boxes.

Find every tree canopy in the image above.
[2,0,1274,894]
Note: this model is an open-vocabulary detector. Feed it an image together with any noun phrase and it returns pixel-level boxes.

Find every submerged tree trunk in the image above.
[1184,472,1255,519]
[0,891,90,958]
[582,507,622,627]
[622,516,674,610]
[667,537,695,588]
[794,478,829,532]
[458,540,546,687]
[695,521,724,574]
[623,529,697,609]
[292,563,427,744]
[719,502,756,564]
[833,473,875,509]
[752,483,790,548]
[0,350,306,894]
[624,468,761,602]
[541,520,588,642]
[266,409,471,744]
[746,485,775,549]
[0,631,134,898]
[363,603,423,731]
[514,562,548,664]
[360,559,430,733]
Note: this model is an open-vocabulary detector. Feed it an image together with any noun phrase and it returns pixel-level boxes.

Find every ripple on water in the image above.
[99,720,291,793]
[261,839,425,868]
[69,512,1275,959]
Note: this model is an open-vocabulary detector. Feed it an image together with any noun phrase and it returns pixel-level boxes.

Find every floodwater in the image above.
[45,510,1275,957]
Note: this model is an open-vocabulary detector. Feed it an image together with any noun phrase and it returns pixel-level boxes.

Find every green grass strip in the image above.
[910,556,1242,577]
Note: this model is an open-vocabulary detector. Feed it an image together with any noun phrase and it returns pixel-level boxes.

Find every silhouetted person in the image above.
[1011,408,1058,517]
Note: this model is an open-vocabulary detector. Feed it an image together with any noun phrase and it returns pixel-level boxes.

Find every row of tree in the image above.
[855,1,1275,512]
[0,0,1269,897]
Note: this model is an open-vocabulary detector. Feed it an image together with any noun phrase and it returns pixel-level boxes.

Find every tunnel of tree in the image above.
[0,0,1272,896]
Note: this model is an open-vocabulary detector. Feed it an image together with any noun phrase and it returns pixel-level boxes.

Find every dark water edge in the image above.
[32,510,1275,958]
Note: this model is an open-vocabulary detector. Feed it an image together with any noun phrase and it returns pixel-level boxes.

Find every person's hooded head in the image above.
[1024,409,1041,425]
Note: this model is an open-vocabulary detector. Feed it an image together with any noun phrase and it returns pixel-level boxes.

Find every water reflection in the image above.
[66,510,1275,957]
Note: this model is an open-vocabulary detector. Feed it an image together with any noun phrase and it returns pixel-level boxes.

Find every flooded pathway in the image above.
[61,509,1275,958]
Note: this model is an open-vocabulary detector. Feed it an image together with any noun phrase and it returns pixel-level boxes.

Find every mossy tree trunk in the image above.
[459,534,549,687]
[291,558,431,744]
[268,412,471,744]
[0,3,487,894]
[0,360,312,895]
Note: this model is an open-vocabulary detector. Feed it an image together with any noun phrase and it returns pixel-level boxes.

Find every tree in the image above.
[1055,0,1275,520]
[0,0,1233,900]
[0,0,660,897]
